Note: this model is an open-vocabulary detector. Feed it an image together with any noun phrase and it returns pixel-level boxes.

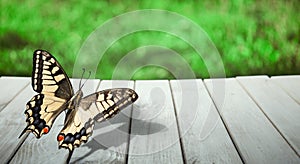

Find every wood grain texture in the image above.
[0,78,34,162]
[205,78,299,163]
[237,76,300,156]
[70,80,134,163]
[271,75,300,104]
[170,79,242,163]
[10,79,100,164]
[0,77,30,111]
[127,80,184,164]
[2,76,300,163]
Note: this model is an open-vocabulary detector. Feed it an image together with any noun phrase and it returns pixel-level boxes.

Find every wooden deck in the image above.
[0,76,299,164]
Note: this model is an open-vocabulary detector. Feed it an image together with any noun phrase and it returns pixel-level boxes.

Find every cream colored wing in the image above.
[20,94,67,138]
[20,50,73,138]
[31,50,73,99]
[57,88,138,152]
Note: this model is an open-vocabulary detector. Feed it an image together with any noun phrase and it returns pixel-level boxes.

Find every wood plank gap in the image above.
[236,78,300,157]
[168,80,187,164]
[203,81,246,164]
[271,76,300,105]
[0,79,36,162]
[125,80,136,164]
[274,84,300,106]
[127,80,184,163]
[0,80,30,113]
[95,79,102,91]
[171,79,242,163]
[275,86,300,105]
[6,133,30,164]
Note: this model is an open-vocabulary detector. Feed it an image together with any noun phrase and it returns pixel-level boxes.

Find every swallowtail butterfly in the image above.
[19,50,138,162]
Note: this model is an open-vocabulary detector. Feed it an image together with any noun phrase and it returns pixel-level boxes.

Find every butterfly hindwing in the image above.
[57,88,138,152]
[20,94,67,138]
[20,50,73,138]
[80,88,138,122]
[57,106,94,152]
[91,88,139,122]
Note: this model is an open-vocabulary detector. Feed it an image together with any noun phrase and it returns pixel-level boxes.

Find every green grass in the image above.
[1,0,299,79]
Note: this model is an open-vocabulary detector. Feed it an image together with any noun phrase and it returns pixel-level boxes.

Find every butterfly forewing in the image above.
[32,50,73,99]
[20,50,74,138]
[56,88,138,151]
[92,88,139,122]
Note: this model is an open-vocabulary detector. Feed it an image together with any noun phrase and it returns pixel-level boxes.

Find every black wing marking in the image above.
[32,50,73,99]
[56,88,138,152]
[19,94,67,138]
[82,88,138,122]
[20,50,74,138]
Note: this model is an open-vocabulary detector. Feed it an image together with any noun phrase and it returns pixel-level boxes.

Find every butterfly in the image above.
[19,50,138,162]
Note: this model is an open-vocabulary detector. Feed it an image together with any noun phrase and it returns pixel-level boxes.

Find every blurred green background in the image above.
[1,0,299,79]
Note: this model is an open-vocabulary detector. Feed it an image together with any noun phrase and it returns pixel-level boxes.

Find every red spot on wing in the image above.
[57,134,64,141]
[43,127,49,134]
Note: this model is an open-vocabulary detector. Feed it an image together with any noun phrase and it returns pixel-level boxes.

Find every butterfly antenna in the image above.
[79,68,86,89]
[80,71,91,90]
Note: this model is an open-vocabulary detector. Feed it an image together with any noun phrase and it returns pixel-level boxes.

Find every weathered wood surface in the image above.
[0,77,29,111]
[170,79,242,163]
[0,76,299,164]
[237,76,300,156]
[127,80,184,163]
[0,77,32,163]
[205,78,299,163]
[271,75,300,104]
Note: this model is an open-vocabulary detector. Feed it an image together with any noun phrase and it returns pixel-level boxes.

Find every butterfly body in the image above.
[67,90,83,110]
[20,50,138,160]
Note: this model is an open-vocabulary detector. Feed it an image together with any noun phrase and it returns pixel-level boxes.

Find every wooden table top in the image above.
[0,76,299,163]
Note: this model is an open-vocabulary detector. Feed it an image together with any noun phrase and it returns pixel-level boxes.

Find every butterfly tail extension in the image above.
[66,149,74,164]
[19,128,29,138]
[22,93,68,139]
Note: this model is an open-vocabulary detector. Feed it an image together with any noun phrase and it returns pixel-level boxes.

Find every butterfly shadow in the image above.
[70,107,167,163]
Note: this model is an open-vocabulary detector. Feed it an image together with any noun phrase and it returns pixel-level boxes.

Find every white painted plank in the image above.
[237,76,300,156]
[70,80,134,163]
[10,79,100,164]
[205,78,299,163]
[170,79,242,163]
[0,77,30,111]
[0,79,36,162]
[127,80,184,163]
[10,115,68,164]
[271,75,300,104]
